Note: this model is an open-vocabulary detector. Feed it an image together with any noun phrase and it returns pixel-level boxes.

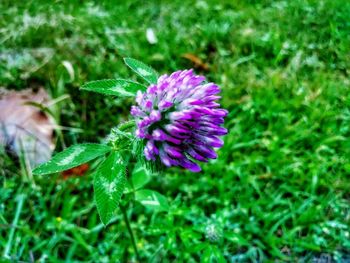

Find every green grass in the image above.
[1,0,350,261]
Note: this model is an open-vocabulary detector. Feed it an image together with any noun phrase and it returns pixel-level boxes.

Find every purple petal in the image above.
[164,124,191,138]
[163,143,183,159]
[135,90,144,105]
[178,120,201,129]
[211,109,228,117]
[194,145,217,159]
[159,149,172,167]
[158,100,173,111]
[168,111,193,121]
[157,74,169,84]
[130,106,145,117]
[152,129,167,141]
[205,102,220,108]
[147,85,158,94]
[202,95,221,102]
[144,100,153,111]
[149,110,161,122]
[179,158,201,172]
[200,135,224,148]
[199,125,228,136]
[144,147,156,161]
[187,147,208,162]
[138,118,151,128]
[146,140,159,155]
[166,135,182,145]
[136,128,146,138]
[200,116,225,124]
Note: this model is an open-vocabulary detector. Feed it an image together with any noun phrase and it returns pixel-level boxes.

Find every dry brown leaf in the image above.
[182,53,210,71]
[0,87,55,167]
[62,163,90,179]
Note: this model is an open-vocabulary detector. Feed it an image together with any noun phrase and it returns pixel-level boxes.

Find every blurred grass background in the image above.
[1,0,350,261]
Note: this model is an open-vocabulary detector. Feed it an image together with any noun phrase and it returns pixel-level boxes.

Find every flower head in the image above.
[205,224,223,243]
[131,69,228,172]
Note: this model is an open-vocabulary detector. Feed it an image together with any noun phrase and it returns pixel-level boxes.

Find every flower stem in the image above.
[120,204,140,261]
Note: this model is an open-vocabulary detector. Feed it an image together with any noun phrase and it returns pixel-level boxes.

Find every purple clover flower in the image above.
[131,69,228,172]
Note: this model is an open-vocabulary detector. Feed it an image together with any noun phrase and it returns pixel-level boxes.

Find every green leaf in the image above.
[201,245,226,263]
[224,232,249,246]
[81,79,146,97]
[210,246,226,263]
[180,229,202,248]
[33,144,111,175]
[201,246,213,263]
[94,151,126,225]
[124,162,152,193]
[135,189,169,212]
[124,57,158,84]
[132,162,152,190]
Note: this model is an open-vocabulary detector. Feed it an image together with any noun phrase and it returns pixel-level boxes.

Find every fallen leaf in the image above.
[62,163,89,179]
[182,53,210,71]
[0,87,55,167]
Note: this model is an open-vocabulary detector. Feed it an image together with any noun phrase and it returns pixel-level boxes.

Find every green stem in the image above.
[120,204,140,261]
[3,194,25,259]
